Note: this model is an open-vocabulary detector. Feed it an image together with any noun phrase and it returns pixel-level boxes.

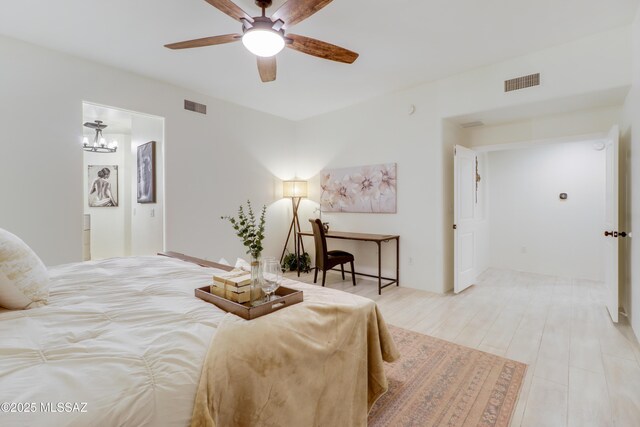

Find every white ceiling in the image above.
[1,0,638,121]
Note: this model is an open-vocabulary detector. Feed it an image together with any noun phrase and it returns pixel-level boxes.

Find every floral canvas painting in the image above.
[320,163,397,213]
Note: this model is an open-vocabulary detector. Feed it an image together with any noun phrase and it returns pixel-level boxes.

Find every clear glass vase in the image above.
[250,257,264,306]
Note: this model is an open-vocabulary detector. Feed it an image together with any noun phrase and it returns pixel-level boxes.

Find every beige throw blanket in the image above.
[191,281,399,427]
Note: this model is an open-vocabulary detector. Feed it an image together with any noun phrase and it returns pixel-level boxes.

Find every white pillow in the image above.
[0,228,49,309]
[0,270,32,309]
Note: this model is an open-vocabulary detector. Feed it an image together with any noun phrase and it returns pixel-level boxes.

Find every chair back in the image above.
[309,219,328,269]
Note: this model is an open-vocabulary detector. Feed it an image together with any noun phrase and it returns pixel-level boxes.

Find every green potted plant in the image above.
[221,200,266,305]
[282,251,311,273]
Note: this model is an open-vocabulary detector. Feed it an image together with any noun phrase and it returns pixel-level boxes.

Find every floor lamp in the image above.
[280,180,308,264]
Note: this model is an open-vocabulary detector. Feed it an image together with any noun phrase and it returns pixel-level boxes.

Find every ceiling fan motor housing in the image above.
[242,16,285,37]
[255,0,273,8]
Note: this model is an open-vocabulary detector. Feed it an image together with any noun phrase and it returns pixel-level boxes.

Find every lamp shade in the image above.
[283,180,308,198]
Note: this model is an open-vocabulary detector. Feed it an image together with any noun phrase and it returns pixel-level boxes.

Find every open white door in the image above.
[603,126,619,323]
[454,145,479,293]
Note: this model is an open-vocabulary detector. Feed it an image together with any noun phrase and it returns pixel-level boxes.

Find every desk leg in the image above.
[377,241,382,295]
[396,236,400,287]
[296,233,301,277]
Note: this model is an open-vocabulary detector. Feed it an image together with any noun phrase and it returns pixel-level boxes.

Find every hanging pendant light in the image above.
[82,120,117,153]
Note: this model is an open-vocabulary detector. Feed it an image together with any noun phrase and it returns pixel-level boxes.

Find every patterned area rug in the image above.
[368,326,527,427]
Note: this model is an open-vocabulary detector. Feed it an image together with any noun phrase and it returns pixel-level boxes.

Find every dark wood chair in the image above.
[309,219,356,287]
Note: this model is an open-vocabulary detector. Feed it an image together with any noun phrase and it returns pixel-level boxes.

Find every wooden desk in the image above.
[297,231,399,295]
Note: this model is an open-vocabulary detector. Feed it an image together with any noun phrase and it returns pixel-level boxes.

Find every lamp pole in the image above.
[280,180,308,266]
[280,196,305,264]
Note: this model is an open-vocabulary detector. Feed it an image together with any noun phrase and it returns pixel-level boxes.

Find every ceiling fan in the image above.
[164,0,359,83]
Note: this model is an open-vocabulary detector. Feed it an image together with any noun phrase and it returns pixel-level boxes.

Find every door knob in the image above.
[604,231,630,238]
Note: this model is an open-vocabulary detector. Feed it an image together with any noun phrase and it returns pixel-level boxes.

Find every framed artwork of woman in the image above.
[88,165,118,207]
[137,141,156,203]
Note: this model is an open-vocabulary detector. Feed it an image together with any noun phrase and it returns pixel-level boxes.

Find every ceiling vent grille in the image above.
[184,99,207,115]
[504,73,540,92]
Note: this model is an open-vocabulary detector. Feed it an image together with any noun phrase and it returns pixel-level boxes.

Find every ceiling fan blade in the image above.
[286,34,358,64]
[164,34,241,50]
[257,57,277,83]
[272,0,333,28]
[203,0,253,23]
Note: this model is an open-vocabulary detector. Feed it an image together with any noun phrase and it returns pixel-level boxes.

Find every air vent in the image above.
[504,73,540,92]
[460,121,485,129]
[184,99,207,115]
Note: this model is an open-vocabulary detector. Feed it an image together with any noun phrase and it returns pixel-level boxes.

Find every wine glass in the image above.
[261,259,282,302]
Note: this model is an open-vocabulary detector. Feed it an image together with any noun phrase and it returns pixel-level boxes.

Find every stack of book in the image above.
[211,270,252,304]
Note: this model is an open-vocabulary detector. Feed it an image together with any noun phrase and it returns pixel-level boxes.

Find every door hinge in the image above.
[453,224,457,230]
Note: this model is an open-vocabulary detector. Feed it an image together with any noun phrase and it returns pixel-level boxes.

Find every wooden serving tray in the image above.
[195,285,303,320]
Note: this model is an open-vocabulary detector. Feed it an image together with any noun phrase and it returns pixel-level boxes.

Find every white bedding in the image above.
[0,256,228,427]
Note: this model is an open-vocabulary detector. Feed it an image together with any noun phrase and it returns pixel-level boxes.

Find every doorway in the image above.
[453,129,620,321]
[82,102,165,260]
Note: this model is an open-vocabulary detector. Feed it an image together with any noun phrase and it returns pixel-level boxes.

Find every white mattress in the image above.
[0,256,228,427]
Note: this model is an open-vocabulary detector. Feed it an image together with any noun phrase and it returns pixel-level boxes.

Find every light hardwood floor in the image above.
[286,268,640,427]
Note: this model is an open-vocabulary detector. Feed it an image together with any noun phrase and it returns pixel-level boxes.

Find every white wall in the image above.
[83,133,129,259]
[0,34,295,266]
[295,26,631,293]
[463,105,623,148]
[131,115,164,257]
[295,87,440,288]
[486,142,606,280]
[621,7,640,339]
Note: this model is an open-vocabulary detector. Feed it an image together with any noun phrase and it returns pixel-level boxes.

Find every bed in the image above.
[0,255,397,427]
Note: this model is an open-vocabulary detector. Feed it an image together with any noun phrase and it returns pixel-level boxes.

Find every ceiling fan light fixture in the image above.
[242,28,285,57]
